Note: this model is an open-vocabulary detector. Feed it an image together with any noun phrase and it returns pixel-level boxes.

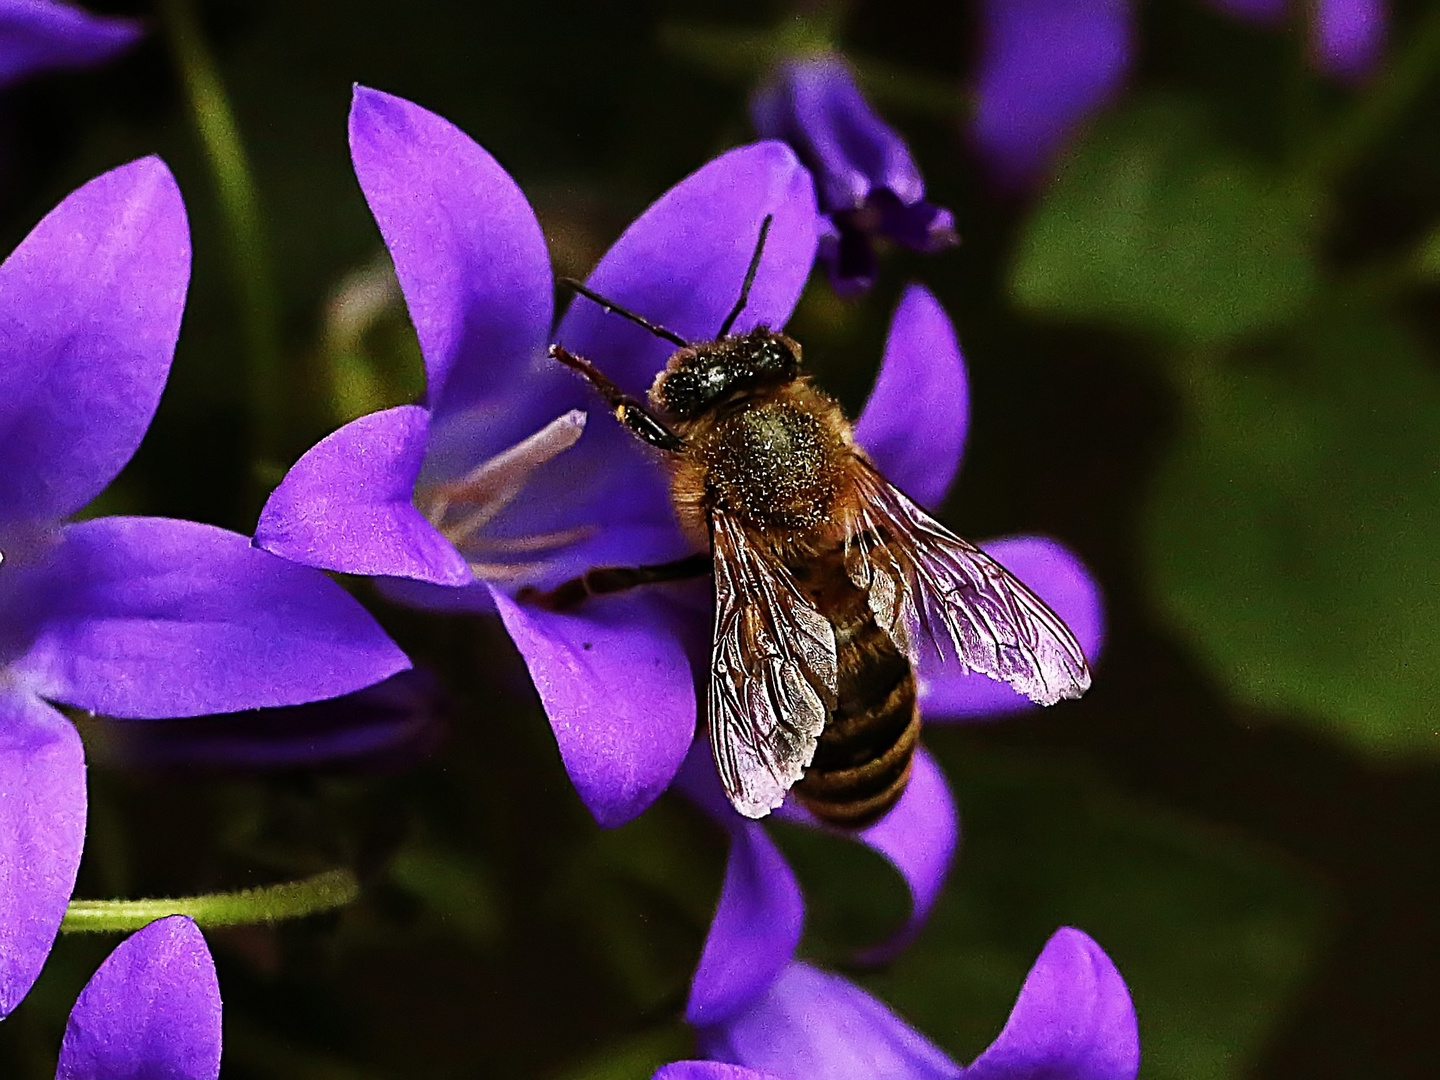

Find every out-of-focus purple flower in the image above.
[0,159,407,1018]
[56,916,221,1080]
[0,0,141,88]
[255,86,822,827]
[1211,0,1388,81]
[689,929,1139,1080]
[968,0,1133,189]
[751,53,957,296]
[95,669,448,775]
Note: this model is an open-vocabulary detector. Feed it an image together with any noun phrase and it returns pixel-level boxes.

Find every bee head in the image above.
[650,329,801,418]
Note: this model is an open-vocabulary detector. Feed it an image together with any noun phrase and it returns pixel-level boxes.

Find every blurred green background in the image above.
[3,0,1439,1076]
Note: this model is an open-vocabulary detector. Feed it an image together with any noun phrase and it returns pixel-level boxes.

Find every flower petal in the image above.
[550,142,818,535]
[655,1065,778,1080]
[56,916,222,1080]
[0,0,140,88]
[963,928,1138,1080]
[686,817,804,1027]
[698,962,960,1080]
[773,745,957,964]
[0,157,188,529]
[254,405,470,586]
[15,517,409,718]
[348,86,558,432]
[0,689,84,1018]
[1310,0,1386,82]
[920,535,1103,721]
[855,746,957,962]
[558,141,819,396]
[854,284,968,510]
[969,0,1133,187]
[490,585,698,827]
[751,54,924,213]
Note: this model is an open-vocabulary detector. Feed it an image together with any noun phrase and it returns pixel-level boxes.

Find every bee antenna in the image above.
[558,279,689,348]
[717,214,774,339]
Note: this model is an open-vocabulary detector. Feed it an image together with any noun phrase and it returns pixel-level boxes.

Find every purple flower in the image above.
[677,736,959,1031]
[677,928,1139,1080]
[1208,0,1387,80]
[254,87,823,825]
[969,0,1390,186]
[0,0,141,88]
[55,916,221,1080]
[968,0,1133,189]
[0,158,407,1017]
[751,54,957,296]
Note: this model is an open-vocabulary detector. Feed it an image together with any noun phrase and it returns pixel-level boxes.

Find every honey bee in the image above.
[524,217,1090,825]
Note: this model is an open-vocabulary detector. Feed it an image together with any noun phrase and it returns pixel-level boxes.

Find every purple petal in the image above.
[348,86,558,432]
[254,405,470,586]
[550,142,818,536]
[0,690,84,1018]
[686,818,804,1027]
[920,535,1103,721]
[773,746,957,964]
[655,1065,778,1080]
[969,0,1133,188]
[558,141,819,397]
[490,585,697,828]
[854,284,968,510]
[751,54,924,213]
[14,517,409,718]
[698,962,960,1080]
[1310,0,1386,81]
[855,747,957,962]
[963,928,1138,1080]
[0,157,188,529]
[0,0,140,87]
[56,916,221,1080]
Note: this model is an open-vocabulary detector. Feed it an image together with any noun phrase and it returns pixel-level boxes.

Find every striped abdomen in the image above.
[791,553,920,827]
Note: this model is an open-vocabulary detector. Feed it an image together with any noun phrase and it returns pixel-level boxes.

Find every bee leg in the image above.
[517,553,712,611]
[549,344,685,453]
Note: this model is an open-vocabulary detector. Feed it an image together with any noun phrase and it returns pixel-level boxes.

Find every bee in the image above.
[524,217,1091,825]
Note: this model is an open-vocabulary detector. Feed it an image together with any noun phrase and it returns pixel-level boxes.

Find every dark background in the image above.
[3,1,1438,1076]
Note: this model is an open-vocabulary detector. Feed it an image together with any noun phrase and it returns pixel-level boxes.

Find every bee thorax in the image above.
[698,402,843,532]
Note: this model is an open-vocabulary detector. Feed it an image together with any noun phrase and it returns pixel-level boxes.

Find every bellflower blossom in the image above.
[1211,0,1387,82]
[0,0,141,88]
[54,916,222,1080]
[751,53,957,296]
[253,89,1100,831]
[0,158,407,1018]
[254,86,820,820]
[969,0,1387,187]
[665,926,1139,1080]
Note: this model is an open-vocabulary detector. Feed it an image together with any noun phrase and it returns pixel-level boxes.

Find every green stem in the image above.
[158,0,284,477]
[60,870,359,934]
[1296,5,1440,187]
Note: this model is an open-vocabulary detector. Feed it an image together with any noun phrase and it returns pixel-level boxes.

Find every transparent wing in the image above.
[846,462,1091,706]
[707,509,838,819]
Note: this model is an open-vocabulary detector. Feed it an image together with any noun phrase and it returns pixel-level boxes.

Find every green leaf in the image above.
[1144,306,1440,753]
[1011,98,1320,346]
[854,745,1328,1080]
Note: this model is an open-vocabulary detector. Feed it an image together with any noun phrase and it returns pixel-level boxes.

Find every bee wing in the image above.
[707,508,839,819]
[846,462,1091,706]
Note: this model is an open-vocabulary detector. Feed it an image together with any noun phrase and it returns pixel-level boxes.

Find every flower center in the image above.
[415,410,593,583]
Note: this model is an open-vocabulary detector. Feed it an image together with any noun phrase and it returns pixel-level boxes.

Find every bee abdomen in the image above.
[795,612,920,828]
